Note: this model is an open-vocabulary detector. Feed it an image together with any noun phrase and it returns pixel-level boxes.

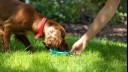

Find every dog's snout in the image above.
[43,40,69,52]
[57,42,69,52]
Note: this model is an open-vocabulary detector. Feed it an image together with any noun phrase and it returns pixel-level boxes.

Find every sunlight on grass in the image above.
[0,35,127,72]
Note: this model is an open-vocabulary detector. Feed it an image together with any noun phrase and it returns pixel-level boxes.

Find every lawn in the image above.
[0,35,127,72]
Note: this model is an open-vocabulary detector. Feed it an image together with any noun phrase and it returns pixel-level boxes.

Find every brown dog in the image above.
[0,0,68,52]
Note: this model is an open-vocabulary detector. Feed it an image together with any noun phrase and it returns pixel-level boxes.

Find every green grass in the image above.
[0,35,127,72]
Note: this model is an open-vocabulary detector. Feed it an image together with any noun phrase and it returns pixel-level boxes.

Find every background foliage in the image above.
[21,0,127,25]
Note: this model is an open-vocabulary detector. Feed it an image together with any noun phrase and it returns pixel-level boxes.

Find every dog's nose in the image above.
[57,43,69,52]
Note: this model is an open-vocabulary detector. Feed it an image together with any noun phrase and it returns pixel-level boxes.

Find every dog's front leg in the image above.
[15,34,35,52]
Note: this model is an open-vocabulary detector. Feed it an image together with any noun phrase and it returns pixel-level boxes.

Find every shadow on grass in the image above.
[67,36,126,61]
[86,38,127,61]
[68,36,127,72]
[85,39,127,72]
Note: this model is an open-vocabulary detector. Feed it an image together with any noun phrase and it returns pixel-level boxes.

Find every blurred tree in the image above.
[20,0,25,2]
[19,0,127,25]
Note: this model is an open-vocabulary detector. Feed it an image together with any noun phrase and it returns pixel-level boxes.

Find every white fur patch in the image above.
[46,27,61,38]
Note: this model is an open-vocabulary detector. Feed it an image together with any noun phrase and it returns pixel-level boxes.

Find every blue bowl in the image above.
[50,49,71,56]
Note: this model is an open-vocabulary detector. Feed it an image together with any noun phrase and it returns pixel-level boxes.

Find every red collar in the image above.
[35,17,47,39]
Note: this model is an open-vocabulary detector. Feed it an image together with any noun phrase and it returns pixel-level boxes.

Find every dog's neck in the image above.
[32,17,46,37]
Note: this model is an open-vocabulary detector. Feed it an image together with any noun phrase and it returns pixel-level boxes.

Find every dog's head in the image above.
[43,20,68,51]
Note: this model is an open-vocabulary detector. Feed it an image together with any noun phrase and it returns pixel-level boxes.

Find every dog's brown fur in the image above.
[0,0,68,52]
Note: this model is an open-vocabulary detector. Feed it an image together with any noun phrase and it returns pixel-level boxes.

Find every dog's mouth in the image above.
[43,42,69,52]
